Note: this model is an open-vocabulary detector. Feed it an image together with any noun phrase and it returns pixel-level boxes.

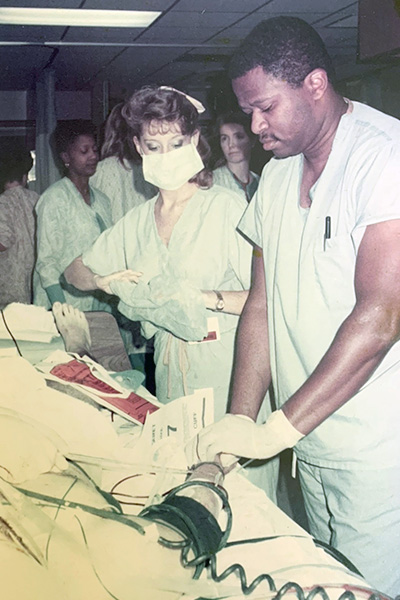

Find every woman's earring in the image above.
[64,163,70,168]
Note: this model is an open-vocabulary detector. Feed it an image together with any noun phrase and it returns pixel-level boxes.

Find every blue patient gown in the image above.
[83,185,250,419]
[34,177,113,310]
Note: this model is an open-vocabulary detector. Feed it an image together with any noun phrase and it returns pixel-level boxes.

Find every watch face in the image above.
[214,290,224,311]
[216,298,225,310]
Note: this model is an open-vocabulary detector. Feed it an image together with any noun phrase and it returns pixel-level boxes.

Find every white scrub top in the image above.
[240,101,400,469]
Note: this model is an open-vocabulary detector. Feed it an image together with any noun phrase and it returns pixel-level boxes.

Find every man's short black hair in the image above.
[229,16,336,87]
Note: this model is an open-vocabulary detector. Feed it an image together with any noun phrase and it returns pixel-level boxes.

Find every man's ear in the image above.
[304,68,329,101]
[133,136,143,156]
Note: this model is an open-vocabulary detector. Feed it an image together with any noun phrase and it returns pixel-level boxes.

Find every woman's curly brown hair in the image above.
[122,86,212,189]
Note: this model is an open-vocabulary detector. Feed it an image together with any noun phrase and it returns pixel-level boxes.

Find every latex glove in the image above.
[45,283,66,305]
[110,274,208,341]
[94,269,142,294]
[186,410,304,466]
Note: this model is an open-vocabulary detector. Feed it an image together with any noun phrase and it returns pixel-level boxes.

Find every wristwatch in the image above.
[214,290,225,311]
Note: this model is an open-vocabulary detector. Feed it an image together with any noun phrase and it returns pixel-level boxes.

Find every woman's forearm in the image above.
[201,290,249,316]
[64,256,98,291]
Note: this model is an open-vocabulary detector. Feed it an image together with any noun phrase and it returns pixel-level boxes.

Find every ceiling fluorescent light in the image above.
[0,7,161,28]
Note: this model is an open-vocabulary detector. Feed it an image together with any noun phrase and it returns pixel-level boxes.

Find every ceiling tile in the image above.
[173,0,266,11]
[187,45,235,54]
[154,10,242,29]
[0,24,66,42]
[140,61,197,85]
[256,0,356,13]
[51,45,122,88]
[102,45,184,73]
[0,46,54,89]
[0,0,81,6]
[327,14,358,27]
[62,26,147,43]
[211,12,331,37]
[99,45,187,88]
[138,25,222,44]
[318,29,356,45]
[0,0,377,94]
[82,0,175,9]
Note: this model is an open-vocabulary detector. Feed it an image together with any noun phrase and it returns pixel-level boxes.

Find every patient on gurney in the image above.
[0,400,225,599]
[0,340,223,599]
[0,305,384,600]
[0,304,226,598]
[51,301,92,357]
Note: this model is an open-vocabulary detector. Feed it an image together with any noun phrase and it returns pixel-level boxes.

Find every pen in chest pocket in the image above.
[324,216,331,251]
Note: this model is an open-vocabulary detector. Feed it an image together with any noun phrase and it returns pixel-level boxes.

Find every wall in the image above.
[0,91,28,121]
[0,89,91,122]
[340,65,400,120]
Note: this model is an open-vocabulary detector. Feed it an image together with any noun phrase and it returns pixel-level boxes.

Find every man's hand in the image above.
[94,270,142,294]
[185,410,304,466]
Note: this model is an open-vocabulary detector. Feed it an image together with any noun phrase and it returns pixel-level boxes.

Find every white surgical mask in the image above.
[141,138,204,190]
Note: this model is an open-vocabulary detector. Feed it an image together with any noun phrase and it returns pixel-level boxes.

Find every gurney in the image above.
[0,306,390,600]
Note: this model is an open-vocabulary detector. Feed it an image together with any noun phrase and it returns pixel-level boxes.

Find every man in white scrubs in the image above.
[191,16,400,597]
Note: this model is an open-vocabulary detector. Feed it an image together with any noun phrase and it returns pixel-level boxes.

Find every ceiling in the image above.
[0,0,374,99]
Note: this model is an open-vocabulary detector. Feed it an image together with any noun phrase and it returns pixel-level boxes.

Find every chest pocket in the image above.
[312,233,356,312]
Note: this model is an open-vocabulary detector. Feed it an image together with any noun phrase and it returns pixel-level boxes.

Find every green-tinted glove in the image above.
[45,284,66,305]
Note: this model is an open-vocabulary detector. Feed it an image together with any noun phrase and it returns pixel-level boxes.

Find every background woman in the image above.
[90,103,156,224]
[212,111,260,202]
[0,142,38,308]
[34,119,113,310]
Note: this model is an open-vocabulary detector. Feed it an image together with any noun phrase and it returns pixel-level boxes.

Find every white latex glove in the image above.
[94,270,142,294]
[186,410,304,466]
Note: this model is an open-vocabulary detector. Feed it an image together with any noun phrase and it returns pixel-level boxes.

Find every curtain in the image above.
[35,67,60,194]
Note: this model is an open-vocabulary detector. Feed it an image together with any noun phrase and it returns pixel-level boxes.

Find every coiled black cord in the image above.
[139,479,232,579]
[139,480,389,600]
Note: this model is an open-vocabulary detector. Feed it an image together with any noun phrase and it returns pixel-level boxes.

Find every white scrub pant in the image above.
[298,459,400,598]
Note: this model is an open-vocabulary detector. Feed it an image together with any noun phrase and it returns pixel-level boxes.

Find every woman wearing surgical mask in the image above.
[64,86,255,424]
[212,111,260,203]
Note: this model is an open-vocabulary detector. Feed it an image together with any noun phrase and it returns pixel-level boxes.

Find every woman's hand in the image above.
[94,270,142,294]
